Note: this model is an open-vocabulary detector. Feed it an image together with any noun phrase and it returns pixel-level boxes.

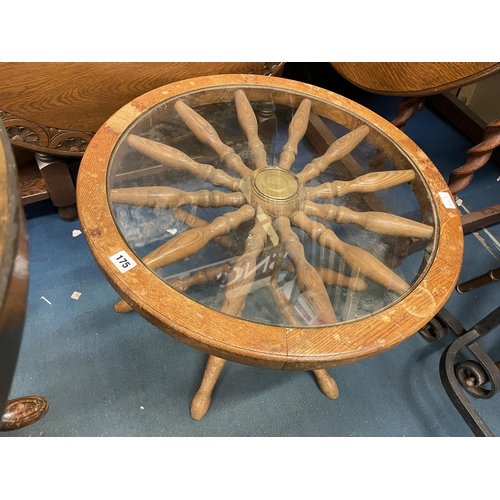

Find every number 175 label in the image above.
[109,250,137,273]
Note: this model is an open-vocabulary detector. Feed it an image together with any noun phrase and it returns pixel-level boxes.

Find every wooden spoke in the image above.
[110,186,245,209]
[281,260,368,292]
[127,134,243,192]
[142,205,255,271]
[221,221,268,316]
[305,169,416,200]
[114,261,233,314]
[234,90,268,169]
[303,200,434,239]
[174,100,253,179]
[274,216,337,324]
[168,261,232,292]
[297,125,369,185]
[172,208,233,248]
[267,278,302,325]
[314,267,368,292]
[113,209,238,314]
[278,99,312,170]
[291,211,410,295]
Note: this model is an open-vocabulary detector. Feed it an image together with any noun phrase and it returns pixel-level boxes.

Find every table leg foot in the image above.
[57,204,78,222]
[190,355,226,420]
[114,299,133,313]
[313,369,339,399]
[1,396,49,432]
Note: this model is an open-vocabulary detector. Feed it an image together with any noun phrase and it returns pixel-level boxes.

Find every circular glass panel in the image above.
[107,84,437,327]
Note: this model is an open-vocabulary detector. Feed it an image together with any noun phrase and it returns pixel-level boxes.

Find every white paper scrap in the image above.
[167,229,178,235]
[71,291,82,300]
[72,229,82,237]
[41,296,52,305]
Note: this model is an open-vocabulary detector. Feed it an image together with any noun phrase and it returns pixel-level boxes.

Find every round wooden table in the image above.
[77,74,464,420]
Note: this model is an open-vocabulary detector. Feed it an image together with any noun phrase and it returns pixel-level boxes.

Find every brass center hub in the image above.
[253,168,299,201]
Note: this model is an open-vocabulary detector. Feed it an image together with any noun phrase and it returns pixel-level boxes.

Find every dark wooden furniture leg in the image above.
[448,117,500,194]
[0,206,49,432]
[369,97,426,171]
[1,121,49,432]
[35,152,78,221]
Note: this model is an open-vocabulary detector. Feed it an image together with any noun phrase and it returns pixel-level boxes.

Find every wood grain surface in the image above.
[0,63,272,132]
[331,62,500,97]
[77,74,464,370]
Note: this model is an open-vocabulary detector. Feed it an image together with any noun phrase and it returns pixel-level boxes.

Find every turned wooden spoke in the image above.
[143,205,255,270]
[174,100,253,179]
[172,208,233,248]
[281,260,368,291]
[127,134,243,192]
[279,99,312,170]
[115,261,233,313]
[297,125,369,185]
[110,186,245,209]
[267,278,301,325]
[168,261,232,292]
[274,217,337,324]
[305,169,415,200]
[303,200,434,239]
[234,90,268,169]
[291,211,410,295]
[315,267,368,291]
[221,222,268,316]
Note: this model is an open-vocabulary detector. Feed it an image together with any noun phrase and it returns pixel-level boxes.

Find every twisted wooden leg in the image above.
[369,97,426,171]
[313,370,339,399]
[190,355,226,420]
[448,117,500,194]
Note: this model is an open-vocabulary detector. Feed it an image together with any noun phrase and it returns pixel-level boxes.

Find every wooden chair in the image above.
[0,62,284,220]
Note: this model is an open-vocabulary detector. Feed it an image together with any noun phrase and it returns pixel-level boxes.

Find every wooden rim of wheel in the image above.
[76,74,464,370]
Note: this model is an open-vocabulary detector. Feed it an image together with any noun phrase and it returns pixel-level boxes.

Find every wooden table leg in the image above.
[313,369,339,399]
[35,153,77,221]
[190,355,226,420]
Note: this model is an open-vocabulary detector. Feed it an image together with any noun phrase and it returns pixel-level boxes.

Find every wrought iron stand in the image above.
[420,306,500,437]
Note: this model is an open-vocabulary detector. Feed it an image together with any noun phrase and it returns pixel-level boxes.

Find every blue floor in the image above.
[2,64,500,438]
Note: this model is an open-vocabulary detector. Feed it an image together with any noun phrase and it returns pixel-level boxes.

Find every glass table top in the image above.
[106,83,437,328]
